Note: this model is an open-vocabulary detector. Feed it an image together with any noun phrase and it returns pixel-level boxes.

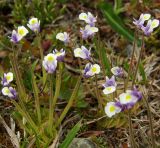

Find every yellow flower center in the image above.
[31,19,37,25]
[5,89,10,94]
[83,15,87,19]
[126,94,131,101]
[91,67,97,73]
[18,29,25,36]
[47,56,55,62]
[6,75,11,81]
[106,87,112,91]
[110,106,115,112]
[152,22,157,27]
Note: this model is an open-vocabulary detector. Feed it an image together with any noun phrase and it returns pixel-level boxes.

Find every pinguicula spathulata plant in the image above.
[0,11,159,147]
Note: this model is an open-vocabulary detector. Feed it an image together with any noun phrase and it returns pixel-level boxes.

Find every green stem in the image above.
[52,64,62,115]
[125,31,137,89]
[56,76,81,127]
[31,71,41,124]
[142,90,155,147]
[128,111,136,148]
[10,49,28,103]
[48,74,54,134]
[37,34,46,86]
[132,34,144,87]
[94,75,103,110]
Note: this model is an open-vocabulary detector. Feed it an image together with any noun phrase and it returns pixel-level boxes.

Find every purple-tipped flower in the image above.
[56,32,70,44]
[1,72,13,86]
[102,76,117,95]
[119,88,142,110]
[42,53,57,73]
[79,12,97,27]
[10,30,22,43]
[53,49,65,62]
[83,63,100,78]
[80,25,98,39]
[141,19,159,36]
[133,13,151,28]
[27,17,40,32]
[74,46,91,60]
[9,26,28,43]
[111,66,123,77]
[2,87,17,98]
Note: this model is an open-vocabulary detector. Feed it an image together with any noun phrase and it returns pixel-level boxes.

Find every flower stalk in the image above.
[132,34,144,86]
[48,74,54,135]
[52,63,62,115]
[37,34,47,86]
[142,88,155,148]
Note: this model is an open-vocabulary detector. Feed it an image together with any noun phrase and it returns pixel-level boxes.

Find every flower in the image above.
[83,63,100,78]
[2,87,17,98]
[42,53,57,73]
[17,26,29,37]
[119,91,139,109]
[133,13,151,28]
[104,102,121,117]
[102,76,117,95]
[74,46,91,60]
[1,72,13,86]
[27,17,40,32]
[141,19,159,36]
[10,30,22,43]
[53,49,65,62]
[10,26,28,43]
[111,66,123,77]
[80,25,98,39]
[56,32,70,43]
[79,12,97,26]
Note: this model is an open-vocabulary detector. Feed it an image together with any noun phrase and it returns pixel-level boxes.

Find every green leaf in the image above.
[60,120,82,148]
[100,2,140,45]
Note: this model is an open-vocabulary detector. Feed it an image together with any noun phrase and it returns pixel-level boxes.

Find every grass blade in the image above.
[60,120,82,148]
[100,2,140,45]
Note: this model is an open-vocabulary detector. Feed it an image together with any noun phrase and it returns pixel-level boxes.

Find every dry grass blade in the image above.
[0,115,20,148]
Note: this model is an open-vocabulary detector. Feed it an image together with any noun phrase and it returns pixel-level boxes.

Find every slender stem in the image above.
[124,31,138,148]
[37,34,46,86]
[94,75,103,110]
[52,64,62,115]
[31,71,41,124]
[48,74,54,135]
[132,34,144,87]
[142,89,155,148]
[125,31,137,89]
[56,76,81,127]
[128,111,136,148]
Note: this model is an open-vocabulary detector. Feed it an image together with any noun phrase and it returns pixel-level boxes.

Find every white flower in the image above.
[104,102,121,118]
[56,32,70,43]
[80,25,98,39]
[111,66,123,76]
[27,17,40,32]
[43,53,57,73]
[119,92,138,105]
[74,46,91,59]
[1,72,13,86]
[17,26,29,37]
[133,13,151,28]
[2,87,17,98]
[103,86,116,95]
[79,12,97,26]
[83,63,100,78]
